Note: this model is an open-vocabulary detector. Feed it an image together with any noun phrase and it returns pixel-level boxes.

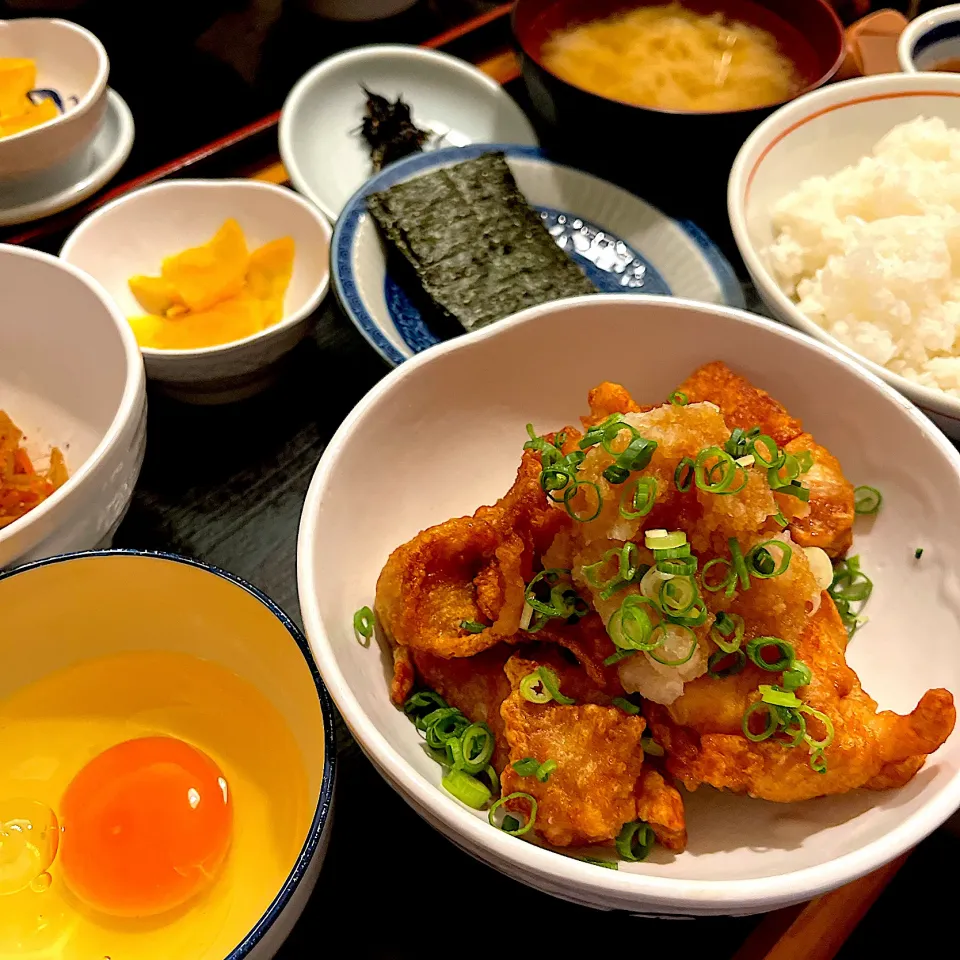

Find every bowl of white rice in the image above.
[728,73,960,439]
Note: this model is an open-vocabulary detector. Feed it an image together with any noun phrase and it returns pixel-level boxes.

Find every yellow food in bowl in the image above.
[541,3,800,113]
[0,650,312,958]
[0,58,59,139]
[127,218,295,350]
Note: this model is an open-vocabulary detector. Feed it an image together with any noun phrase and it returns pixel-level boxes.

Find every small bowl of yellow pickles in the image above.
[0,549,336,960]
[60,179,333,403]
[0,19,109,180]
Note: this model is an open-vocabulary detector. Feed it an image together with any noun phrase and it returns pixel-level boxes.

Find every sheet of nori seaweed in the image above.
[366,152,597,332]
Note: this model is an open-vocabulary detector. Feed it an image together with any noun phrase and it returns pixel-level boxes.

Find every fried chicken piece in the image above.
[500,653,645,846]
[650,599,956,802]
[675,360,803,446]
[413,646,513,771]
[390,644,415,706]
[376,453,570,664]
[635,769,687,852]
[776,434,855,557]
[581,381,644,428]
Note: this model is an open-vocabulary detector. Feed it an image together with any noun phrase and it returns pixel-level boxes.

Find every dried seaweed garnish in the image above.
[359,86,431,172]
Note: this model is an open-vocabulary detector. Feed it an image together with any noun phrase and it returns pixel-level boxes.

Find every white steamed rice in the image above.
[768,116,960,397]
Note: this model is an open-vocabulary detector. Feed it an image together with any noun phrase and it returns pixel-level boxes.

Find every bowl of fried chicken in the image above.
[297,294,960,915]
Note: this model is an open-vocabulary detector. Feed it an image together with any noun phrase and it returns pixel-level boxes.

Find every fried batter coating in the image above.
[375,453,570,660]
[500,654,645,846]
[635,769,687,852]
[390,644,416,706]
[651,599,956,802]
[676,361,803,446]
[581,382,644,427]
[777,434,855,557]
[414,646,513,770]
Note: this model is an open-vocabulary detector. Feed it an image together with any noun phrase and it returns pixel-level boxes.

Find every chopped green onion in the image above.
[511,757,539,777]
[782,661,812,690]
[799,705,835,751]
[489,792,537,836]
[708,648,747,678]
[353,605,374,643]
[404,690,448,719]
[616,820,656,862]
[645,529,687,550]
[773,510,789,528]
[580,856,619,869]
[480,764,499,796]
[746,637,795,671]
[460,723,495,774]
[777,480,811,502]
[555,431,567,447]
[669,391,688,406]
[659,576,697,616]
[769,453,801,488]
[746,540,792,578]
[502,815,520,832]
[854,485,882,515]
[611,696,641,715]
[641,732,664,757]
[519,672,553,704]
[460,619,486,634]
[702,557,735,593]
[729,538,751,593]
[742,701,778,741]
[710,611,745,653]
[424,710,470,749]
[915,547,924,559]
[829,556,873,636]
[604,464,631,485]
[620,476,658,519]
[648,624,698,666]
[809,751,827,774]
[654,543,692,559]
[536,760,558,782]
[445,736,464,769]
[794,450,815,473]
[695,446,747,495]
[759,684,802,708]
[538,665,576,705]
[674,457,695,492]
[751,434,784,469]
[442,768,492,809]
[724,426,760,460]
[604,648,637,666]
[665,597,708,628]
[563,480,603,522]
[657,556,697,577]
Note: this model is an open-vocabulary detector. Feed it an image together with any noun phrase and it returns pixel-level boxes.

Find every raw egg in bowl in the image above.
[0,550,335,959]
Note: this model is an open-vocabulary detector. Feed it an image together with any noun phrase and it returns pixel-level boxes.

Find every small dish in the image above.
[298,292,960,915]
[728,72,960,440]
[279,44,538,221]
[898,3,960,73]
[0,17,109,180]
[0,550,336,959]
[333,143,743,366]
[0,243,146,570]
[60,178,332,404]
[0,88,133,227]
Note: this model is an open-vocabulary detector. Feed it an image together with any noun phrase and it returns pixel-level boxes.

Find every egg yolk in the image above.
[59,737,233,918]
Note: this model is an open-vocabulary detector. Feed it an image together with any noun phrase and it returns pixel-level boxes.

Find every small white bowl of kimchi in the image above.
[0,243,145,568]
[297,293,960,916]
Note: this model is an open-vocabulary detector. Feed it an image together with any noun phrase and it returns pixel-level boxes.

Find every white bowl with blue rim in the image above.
[899,3,960,72]
[332,143,744,366]
[280,44,538,222]
[0,18,109,181]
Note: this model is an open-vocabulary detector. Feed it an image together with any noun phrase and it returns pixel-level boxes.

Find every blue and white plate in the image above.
[332,144,744,366]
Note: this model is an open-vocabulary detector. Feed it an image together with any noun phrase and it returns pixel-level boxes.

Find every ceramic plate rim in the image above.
[59,177,333,360]
[0,548,338,959]
[298,292,960,908]
[279,43,538,221]
[332,143,744,367]
[0,88,133,228]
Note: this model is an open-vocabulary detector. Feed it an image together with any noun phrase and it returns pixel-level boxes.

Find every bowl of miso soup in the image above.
[512,0,844,227]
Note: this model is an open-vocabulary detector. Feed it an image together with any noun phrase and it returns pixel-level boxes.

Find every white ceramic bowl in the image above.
[898,3,960,72]
[0,18,109,180]
[60,179,333,404]
[298,293,960,916]
[0,550,336,958]
[729,73,960,440]
[280,44,538,221]
[0,244,145,570]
